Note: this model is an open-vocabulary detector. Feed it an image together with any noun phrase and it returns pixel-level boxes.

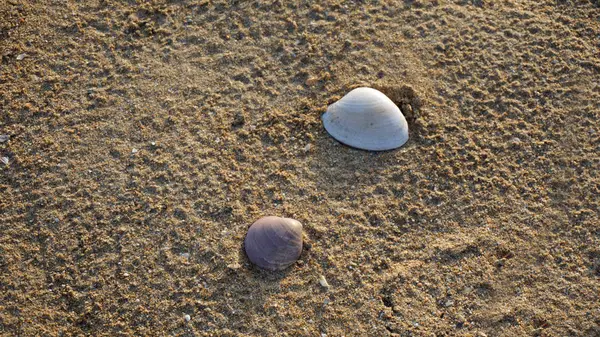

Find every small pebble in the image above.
[0,135,9,143]
[318,275,329,288]
[184,314,191,322]
[131,148,138,154]
[227,263,241,270]
[16,53,27,60]
[180,253,190,259]
[305,76,319,86]
[1,157,9,165]
[303,144,311,152]
[151,141,156,146]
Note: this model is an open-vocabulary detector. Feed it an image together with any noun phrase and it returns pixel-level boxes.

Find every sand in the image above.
[1,0,599,336]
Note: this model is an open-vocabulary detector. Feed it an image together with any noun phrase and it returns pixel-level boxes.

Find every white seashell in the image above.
[318,275,330,288]
[322,87,409,151]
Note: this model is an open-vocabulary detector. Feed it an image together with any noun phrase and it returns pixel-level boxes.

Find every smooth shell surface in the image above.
[244,216,303,271]
[322,87,409,151]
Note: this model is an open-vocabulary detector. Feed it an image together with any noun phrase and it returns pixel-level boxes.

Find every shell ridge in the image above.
[280,218,301,241]
[263,219,287,249]
[249,227,280,270]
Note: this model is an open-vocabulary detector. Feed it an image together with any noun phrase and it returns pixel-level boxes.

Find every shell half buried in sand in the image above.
[322,87,409,151]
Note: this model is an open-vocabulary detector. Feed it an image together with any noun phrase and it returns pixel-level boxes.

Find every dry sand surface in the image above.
[1,0,600,336]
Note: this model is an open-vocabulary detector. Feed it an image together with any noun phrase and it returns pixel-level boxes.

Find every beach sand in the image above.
[1,0,599,336]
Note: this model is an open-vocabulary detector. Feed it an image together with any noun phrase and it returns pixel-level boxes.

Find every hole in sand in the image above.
[374,84,424,141]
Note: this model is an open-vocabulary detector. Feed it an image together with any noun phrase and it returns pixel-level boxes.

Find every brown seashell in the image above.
[244,216,303,271]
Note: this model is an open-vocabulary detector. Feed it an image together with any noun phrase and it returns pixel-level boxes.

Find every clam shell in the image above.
[322,87,409,151]
[244,216,303,271]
